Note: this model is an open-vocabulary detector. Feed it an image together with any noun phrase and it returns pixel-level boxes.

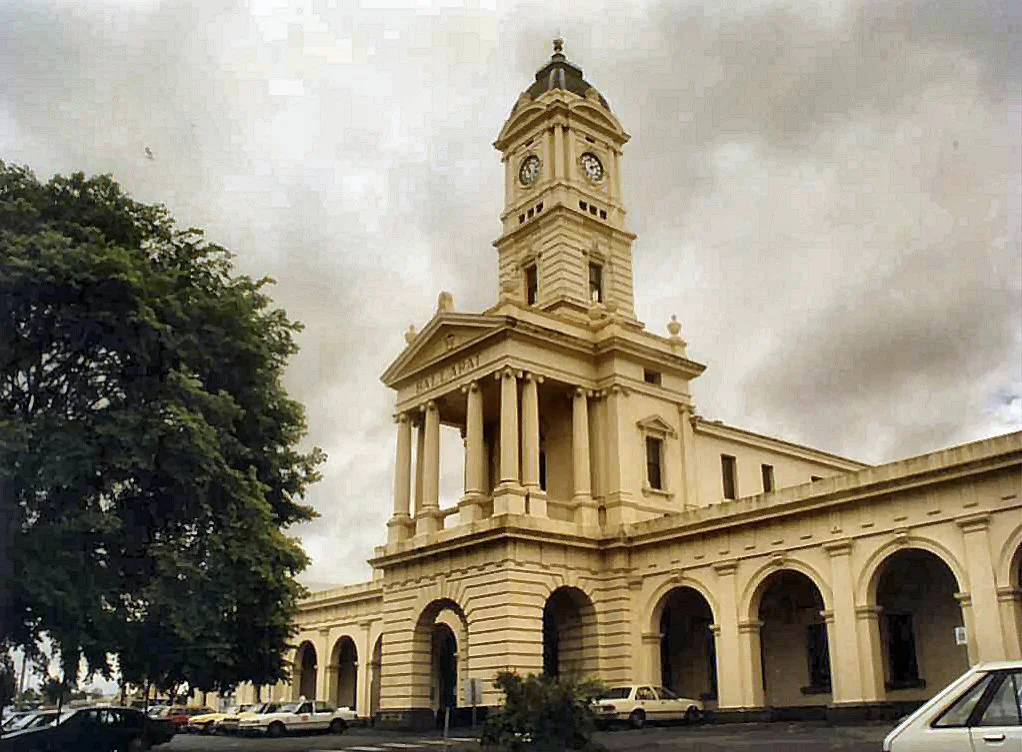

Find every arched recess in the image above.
[330,636,358,711]
[543,586,599,680]
[651,586,718,706]
[369,636,383,718]
[866,547,968,702]
[1009,542,1022,659]
[294,641,318,701]
[412,599,469,714]
[749,569,832,708]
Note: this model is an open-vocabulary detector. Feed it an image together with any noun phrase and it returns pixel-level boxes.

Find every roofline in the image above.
[693,417,868,469]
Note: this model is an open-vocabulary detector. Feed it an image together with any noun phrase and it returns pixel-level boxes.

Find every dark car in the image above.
[0,706,175,751]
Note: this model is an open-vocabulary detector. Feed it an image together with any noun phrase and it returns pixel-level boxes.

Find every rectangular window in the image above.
[761,464,774,493]
[886,613,920,687]
[588,262,603,304]
[721,455,737,500]
[525,264,538,306]
[643,368,662,385]
[646,436,663,490]
[539,450,547,491]
[806,623,832,691]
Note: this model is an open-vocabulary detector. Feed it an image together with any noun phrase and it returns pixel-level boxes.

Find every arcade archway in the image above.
[295,641,318,700]
[330,636,358,711]
[543,586,598,680]
[654,587,717,705]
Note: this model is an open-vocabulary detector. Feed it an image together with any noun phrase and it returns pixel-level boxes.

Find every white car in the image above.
[592,685,702,728]
[236,700,356,737]
[883,660,1021,751]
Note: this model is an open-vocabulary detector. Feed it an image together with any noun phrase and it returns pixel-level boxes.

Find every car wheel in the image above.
[267,721,286,738]
[685,706,701,724]
[201,721,214,735]
[124,738,150,752]
[628,709,645,729]
[329,718,347,734]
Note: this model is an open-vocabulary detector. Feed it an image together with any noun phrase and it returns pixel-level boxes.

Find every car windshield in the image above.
[7,713,39,730]
[247,704,268,714]
[599,687,632,700]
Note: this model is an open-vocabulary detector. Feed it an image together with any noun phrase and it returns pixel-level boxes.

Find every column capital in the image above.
[818,609,835,624]
[954,591,972,607]
[996,586,1022,604]
[608,384,631,397]
[956,512,991,534]
[460,380,480,394]
[495,367,518,380]
[738,619,764,634]
[640,631,663,645]
[712,559,738,577]
[855,604,883,621]
[523,371,544,384]
[570,386,593,399]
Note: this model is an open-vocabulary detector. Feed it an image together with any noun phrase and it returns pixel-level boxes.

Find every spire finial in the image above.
[552,35,564,56]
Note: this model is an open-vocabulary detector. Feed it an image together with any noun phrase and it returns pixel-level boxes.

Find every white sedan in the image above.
[592,685,702,728]
[883,660,1021,751]
[237,700,356,737]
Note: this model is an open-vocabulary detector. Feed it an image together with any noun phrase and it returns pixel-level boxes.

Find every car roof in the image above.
[974,660,1022,670]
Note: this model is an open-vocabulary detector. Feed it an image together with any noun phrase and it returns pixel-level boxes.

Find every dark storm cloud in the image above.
[1,0,1018,584]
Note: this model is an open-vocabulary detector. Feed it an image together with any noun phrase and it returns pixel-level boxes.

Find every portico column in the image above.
[998,588,1022,660]
[414,420,425,516]
[737,620,765,707]
[459,382,485,524]
[712,560,743,709]
[855,605,885,701]
[415,401,441,535]
[493,368,525,515]
[521,372,547,517]
[571,387,597,526]
[958,513,1008,661]
[824,540,865,704]
[387,414,414,543]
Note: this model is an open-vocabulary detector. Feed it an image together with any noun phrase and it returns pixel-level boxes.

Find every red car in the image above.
[155,706,213,730]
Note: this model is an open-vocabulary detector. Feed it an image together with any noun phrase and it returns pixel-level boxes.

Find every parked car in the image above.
[0,706,176,751]
[236,700,356,737]
[156,707,211,730]
[591,685,702,728]
[218,703,283,734]
[883,660,1022,751]
[184,704,255,735]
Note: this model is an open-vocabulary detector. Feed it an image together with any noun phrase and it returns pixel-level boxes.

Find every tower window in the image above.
[525,264,538,306]
[721,455,737,500]
[589,205,597,215]
[646,437,663,490]
[579,200,587,211]
[527,207,534,218]
[643,369,662,385]
[599,209,607,219]
[536,202,543,213]
[588,262,603,304]
[518,214,525,224]
[761,464,774,493]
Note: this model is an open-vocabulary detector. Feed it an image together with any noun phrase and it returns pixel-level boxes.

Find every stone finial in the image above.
[404,324,417,344]
[667,315,682,339]
[553,36,564,55]
[437,290,454,313]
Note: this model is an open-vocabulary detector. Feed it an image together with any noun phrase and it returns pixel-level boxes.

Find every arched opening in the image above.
[755,570,831,707]
[432,623,458,713]
[873,548,967,700]
[543,587,598,680]
[330,636,358,711]
[369,636,382,718]
[1012,544,1022,657]
[656,587,717,706]
[412,599,469,718]
[295,641,318,700]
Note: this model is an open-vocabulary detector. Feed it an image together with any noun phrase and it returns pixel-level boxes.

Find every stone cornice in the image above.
[298,581,384,611]
[692,418,866,470]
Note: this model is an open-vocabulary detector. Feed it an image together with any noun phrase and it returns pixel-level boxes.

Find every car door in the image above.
[294,701,314,730]
[314,701,335,730]
[654,687,683,721]
[634,686,657,721]
[969,670,1022,751]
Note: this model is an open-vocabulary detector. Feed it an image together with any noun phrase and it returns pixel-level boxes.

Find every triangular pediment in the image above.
[636,414,677,438]
[381,313,507,387]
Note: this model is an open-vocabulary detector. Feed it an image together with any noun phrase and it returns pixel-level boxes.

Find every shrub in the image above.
[481,671,606,751]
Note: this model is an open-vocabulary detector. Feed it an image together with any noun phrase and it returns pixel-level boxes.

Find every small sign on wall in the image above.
[954,626,968,646]
[462,678,485,706]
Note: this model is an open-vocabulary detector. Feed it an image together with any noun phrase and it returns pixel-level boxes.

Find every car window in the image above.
[977,672,1022,727]
[656,687,680,700]
[314,702,334,713]
[934,673,995,727]
[599,687,632,700]
[636,687,656,701]
[278,702,300,713]
[298,702,313,714]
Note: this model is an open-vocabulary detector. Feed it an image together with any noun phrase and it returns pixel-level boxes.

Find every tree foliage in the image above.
[481,671,606,752]
[0,161,324,695]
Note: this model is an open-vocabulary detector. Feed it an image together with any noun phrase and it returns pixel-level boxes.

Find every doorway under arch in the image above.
[432,623,458,713]
[331,636,358,711]
[412,599,469,717]
[872,548,967,701]
[542,586,598,680]
[655,587,717,705]
[369,636,382,718]
[753,570,831,707]
[295,641,318,701]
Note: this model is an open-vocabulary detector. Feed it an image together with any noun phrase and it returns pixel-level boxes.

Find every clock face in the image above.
[519,155,541,186]
[580,152,604,182]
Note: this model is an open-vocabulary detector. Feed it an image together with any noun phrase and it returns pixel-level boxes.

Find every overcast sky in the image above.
[2,0,1019,590]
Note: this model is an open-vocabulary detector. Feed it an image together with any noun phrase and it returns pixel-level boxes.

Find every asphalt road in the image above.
[163,722,894,751]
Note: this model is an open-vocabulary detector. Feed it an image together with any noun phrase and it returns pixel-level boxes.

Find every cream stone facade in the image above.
[234,43,1022,728]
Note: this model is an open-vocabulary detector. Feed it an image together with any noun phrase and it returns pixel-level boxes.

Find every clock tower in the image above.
[493,39,639,324]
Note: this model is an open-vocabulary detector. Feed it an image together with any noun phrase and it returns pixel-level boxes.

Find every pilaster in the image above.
[957,513,1007,661]
[823,539,865,703]
[712,559,744,709]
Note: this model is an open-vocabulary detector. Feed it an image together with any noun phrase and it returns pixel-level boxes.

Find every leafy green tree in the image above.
[0,162,323,696]
[481,671,606,752]
[0,653,15,713]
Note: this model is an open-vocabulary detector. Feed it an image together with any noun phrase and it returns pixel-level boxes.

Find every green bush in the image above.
[481,671,606,751]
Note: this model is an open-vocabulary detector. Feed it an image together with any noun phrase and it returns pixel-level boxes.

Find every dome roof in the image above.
[518,39,611,111]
